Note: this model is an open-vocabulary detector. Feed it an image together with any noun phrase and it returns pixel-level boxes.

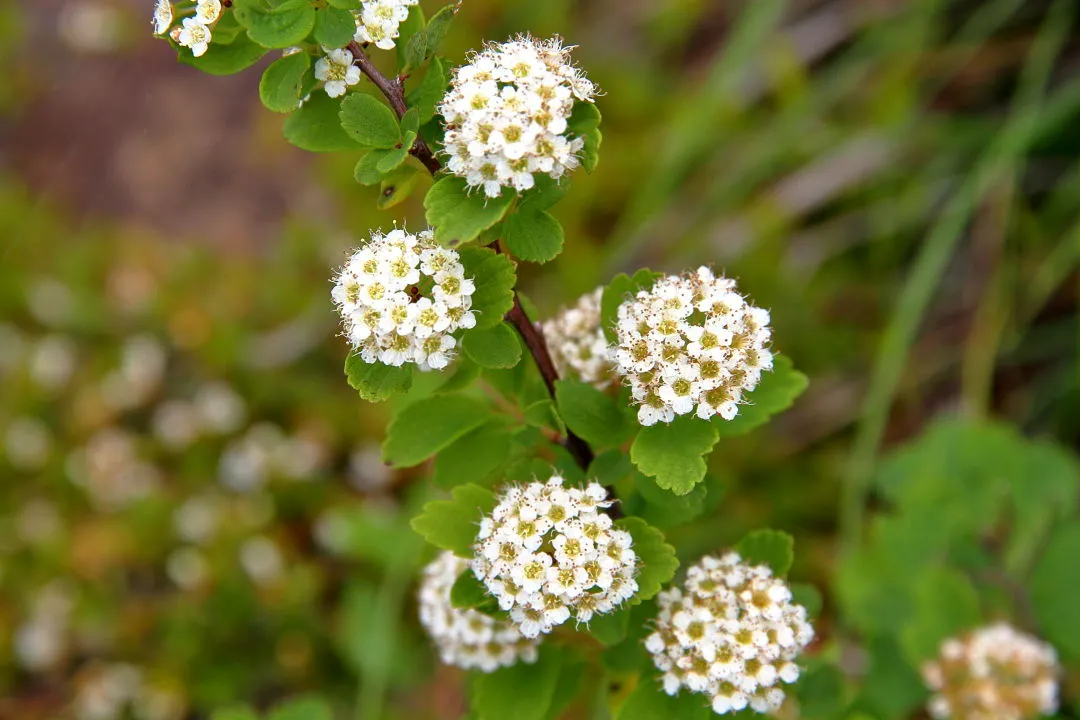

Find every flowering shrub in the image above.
[1,1,1062,718]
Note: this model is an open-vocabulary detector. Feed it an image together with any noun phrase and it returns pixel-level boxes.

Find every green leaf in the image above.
[554,378,633,449]
[395,3,425,68]
[267,696,333,720]
[504,207,564,263]
[284,93,366,152]
[233,0,316,49]
[344,353,413,402]
[313,6,356,48]
[630,415,719,495]
[376,165,420,209]
[462,322,522,369]
[796,663,847,720]
[473,646,563,720]
[403,2,458,70]
[406,57,449,122]
[431,421,512,489]
[457,246,516,330]
[210,707,259,720]
[353,150,392,185]
[601,269,661,343]
[519,175,569,211]
[588,605,630,646]
[258,51,311,113]
[339,93,402,148]
[736,529,795,576]
[1031,521,1080,662]
[715,354,808,437]
[567,101,601,173]
[616,517,678,603]
[411,483,496,557]
[615,680,712,720]
[899,567,981,664]
[425,176,514,247]
[179,34,268,75]
[791,582,823,618]
[384,394,492,467]
[450,570,499,613]
[523,400,565,434]
[852,637,927,720]
[327,0,362,7]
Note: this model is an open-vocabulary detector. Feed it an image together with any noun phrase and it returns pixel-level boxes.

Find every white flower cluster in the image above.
[353,0,419,50]
[315,47,361,98]
[332,228,476,371]
[440,35,598,197]
[921,623,1059,720]
[541,287,616,389]
[153,0,222,57]
[612,267,773,427]
[471,474,637,639]
[645,552,814,716]
[418,551,541,672]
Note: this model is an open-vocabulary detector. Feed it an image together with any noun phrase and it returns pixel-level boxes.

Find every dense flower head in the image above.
[612,267,773,427]
[315,47,362,98]
[921,623,1059,720]
[645,552,814,716]
[332,228,476,371]
[353,0,419,50]
[418,551,541,671]
[439,34,598,197]
[471,473,637,638]
[541,287,616,389]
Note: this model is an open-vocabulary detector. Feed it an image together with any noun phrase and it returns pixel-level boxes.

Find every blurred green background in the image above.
[3,0,1080,717]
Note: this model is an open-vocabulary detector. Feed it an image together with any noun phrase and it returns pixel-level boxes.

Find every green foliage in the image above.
[283,93,365,152]
[616,517,678,602]
[457,246,517,329]
[406,56,449,122]
[425,177,514,246]
[472,647,570,720]
[899,567,981,664]
[179,35,268,75]
[410,484,496,555]
[344,353,413,402]
[567,101,602,173]
[462,322,522,369]
[616,680,712,720]
[233,0,316,49]
[554,378,634,449]
[339,93,403,148]
[736,528,794,576]
[313,6,357,48]
[383,394,492,467]
[267,696,333,720]
[630,416,719,495]
[431,421,513,489]
[403,2,459,71]
[211,708,259,720]
[504,207,564,263]
[259,52,311,113]
[1031,521,1080,662]
[715,355,808,437]
[450,570,499,614]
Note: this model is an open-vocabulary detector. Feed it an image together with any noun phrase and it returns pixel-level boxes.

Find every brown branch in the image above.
[346,45,599,477]
[346,41,441,176]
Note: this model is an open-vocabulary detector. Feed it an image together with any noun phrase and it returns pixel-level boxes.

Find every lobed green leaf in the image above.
[736,528,795,576]
[630,415,718,495]
[258,52,311,113]
[450,570,499,614]
[617,517,678,603]
[554,378,633,449]
[411,483,496,559]
[339,93,402,149]
[1030,521,1080,662]
[462,322,522,369]
[179,34,268,75]
[425,177,514,247]
[344,353,413,402]
[715,354,808,437]
[504,207,564,263]
[284,93,366,152]
[567,101,602,173]
[472,646,564,720]
[312,6,356,48]
[457,246,516,330]
[383,393,492,467]
[406,57,449,122]
[233,0,316,49]
[431,421,513,489]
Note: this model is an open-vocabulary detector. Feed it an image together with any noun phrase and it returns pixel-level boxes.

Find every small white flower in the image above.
[612,269,773,426]
[921,623,1059,720]
[645,552,813,715]
[151,0,173,35]
[353,0,419,50]
[195,0,222,24]
[315,47,362,98]
[332,228,476,372]
[439,34,598,197]
[177,18,211,58]
[472,472,636,639]
[418,552,540,672]
[541,287,617,389]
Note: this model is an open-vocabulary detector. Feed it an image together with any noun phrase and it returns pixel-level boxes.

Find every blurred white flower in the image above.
[4,417,52,471]
[30,335,77,391]
[166,547,211,591]
[193,382,246,435]
[239,535,285,585]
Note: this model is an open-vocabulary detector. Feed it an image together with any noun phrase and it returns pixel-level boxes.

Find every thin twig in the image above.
[344,43,598,474]
[346,41,441,176]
